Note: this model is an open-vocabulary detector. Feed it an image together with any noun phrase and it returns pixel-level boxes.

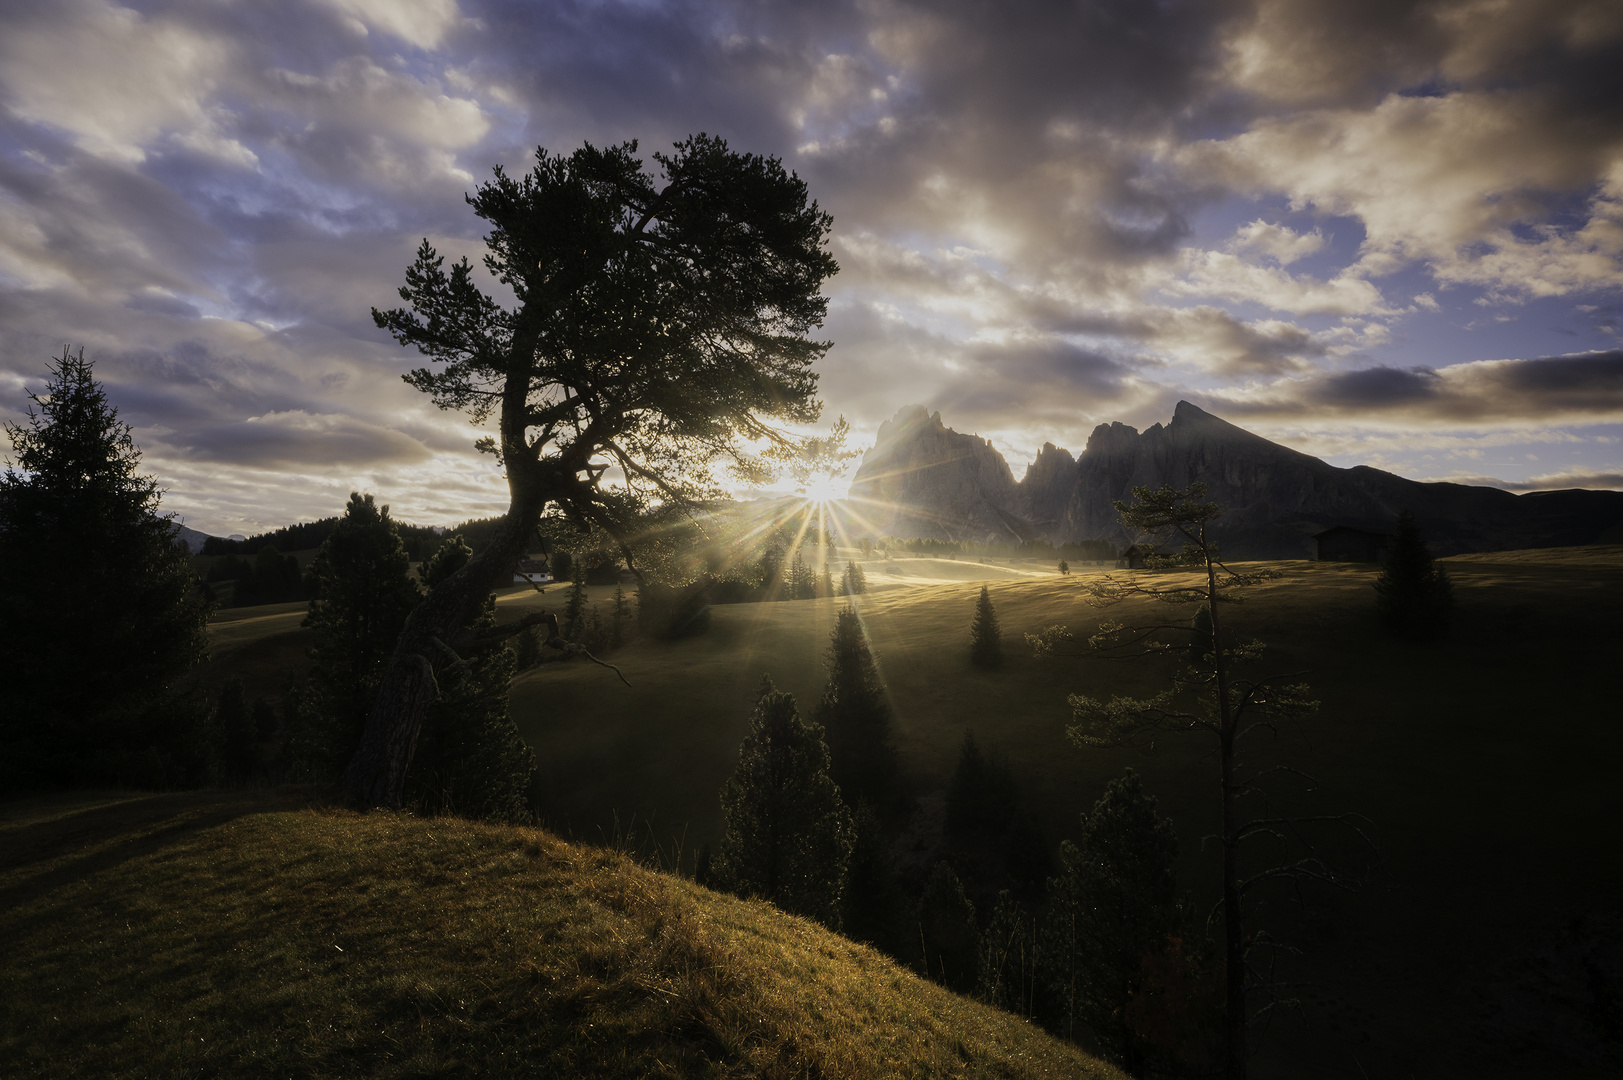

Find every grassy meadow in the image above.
[498,547,1623,1078]
[64,544,1623,1077]
[0,790,1122,1079]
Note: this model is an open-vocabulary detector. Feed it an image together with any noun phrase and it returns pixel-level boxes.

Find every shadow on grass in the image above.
[0,787,317,909]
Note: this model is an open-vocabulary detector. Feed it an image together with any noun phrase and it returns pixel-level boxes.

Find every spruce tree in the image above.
[714,677,853,928]
[969,585,1003,668]
[299,493,421,774]
[563,561,588,640]
[610,583,630,648]
[946,731,1018,836]
[1038,770,1180,1072]
[0,348,211,786]
[916,861,980,992]
[842,799,903,951]
[1374,509,1454,640]
[819,561,834,600]
[815,606,897,801]
[979,890,1035,1015]
[842,559,867,595]
[788,550,810,599]
[405,535,537,822]
[217,679,258,782]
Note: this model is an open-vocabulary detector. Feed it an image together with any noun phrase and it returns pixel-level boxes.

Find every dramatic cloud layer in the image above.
[2,0,1621,533]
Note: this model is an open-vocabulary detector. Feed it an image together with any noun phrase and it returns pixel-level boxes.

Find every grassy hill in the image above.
[0,790,1122,1079]
[184,547,1623,1076]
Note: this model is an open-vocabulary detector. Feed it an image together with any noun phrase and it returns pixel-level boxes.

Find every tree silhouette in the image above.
[299,493,421,775]
[0,348,210,786]
[1030,483,1367,1080]
[405,535,536,822]
[348,134,842,806]
[1374,509,1453,640]
[916,861,980,993]
[1038,770,1181,1073]
[815,606,896,801]
[970,585,1003,668]
[714,677,852,928]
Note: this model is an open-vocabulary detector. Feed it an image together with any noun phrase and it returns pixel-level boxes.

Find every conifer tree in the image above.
[979,890,1035,1015]
[946,731,1019,836]
[714,677,852,927]
[815,606,897,800]
[842,799,903,951]
[788,549,810,599]
[610,583,630,648]
[1374,509,1453,640]
[1038,770,1181,1074]
[405,535,537,822]
[300,493,421,774]
[970,584,1003,668]
[563,560,588,640]
[1,348,211,786]
[842,559,867,595]
[916,861,980,992]
[217,679,258,781]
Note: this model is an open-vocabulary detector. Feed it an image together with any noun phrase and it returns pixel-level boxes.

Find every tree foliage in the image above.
[969,585,1003,668]
[841,560,867,596]
[1374,509,1453,640]
[1038,770,1182,1073]
[350,134,842,807]
[916,861,980,993]
[815,606,896,801]
[0,348,211,787]
[714,678,852,928]
[298,494,421,775]
[405,536,537,823]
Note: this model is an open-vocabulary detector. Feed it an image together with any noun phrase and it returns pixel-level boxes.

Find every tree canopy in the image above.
[347,135,841,807]
[0,348,210,786]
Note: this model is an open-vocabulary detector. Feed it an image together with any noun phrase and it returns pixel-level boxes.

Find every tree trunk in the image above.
[1221,730,1246,1080]
[341,495,543,807]
[1204,530,1247,1080]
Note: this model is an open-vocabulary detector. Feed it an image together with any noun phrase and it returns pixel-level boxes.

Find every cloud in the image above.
[152,409,433,469]
[1423,468,1623,492]
[1169,250,1392,316]
[1215,349,1623,423]
[1230,220,1325,265]
[1183,88,1623,298]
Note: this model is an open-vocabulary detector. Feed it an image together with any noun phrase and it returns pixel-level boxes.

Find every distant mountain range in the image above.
[846,402,1623,558]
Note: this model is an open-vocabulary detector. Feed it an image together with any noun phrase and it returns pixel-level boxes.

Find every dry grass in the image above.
[0,789,1122,1079]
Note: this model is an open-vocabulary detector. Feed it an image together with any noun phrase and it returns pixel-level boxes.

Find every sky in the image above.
[2,0,1621,536]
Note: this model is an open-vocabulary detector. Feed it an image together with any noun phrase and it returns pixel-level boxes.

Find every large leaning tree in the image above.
[344,135,840,807]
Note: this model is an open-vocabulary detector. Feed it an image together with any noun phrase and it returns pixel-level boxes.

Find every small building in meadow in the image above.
[512,557,551,584]
[1121,543,1161,569]
[1314,526,1391,563]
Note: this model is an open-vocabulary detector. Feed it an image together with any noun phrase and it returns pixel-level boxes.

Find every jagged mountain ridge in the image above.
[846,402,1623,558]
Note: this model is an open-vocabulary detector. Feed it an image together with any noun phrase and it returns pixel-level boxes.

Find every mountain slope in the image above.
[847,402,1623,557]
[0,790,1123,1080]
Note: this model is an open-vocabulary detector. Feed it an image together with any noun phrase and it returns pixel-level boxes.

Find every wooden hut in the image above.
[1313,526,1391,563]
